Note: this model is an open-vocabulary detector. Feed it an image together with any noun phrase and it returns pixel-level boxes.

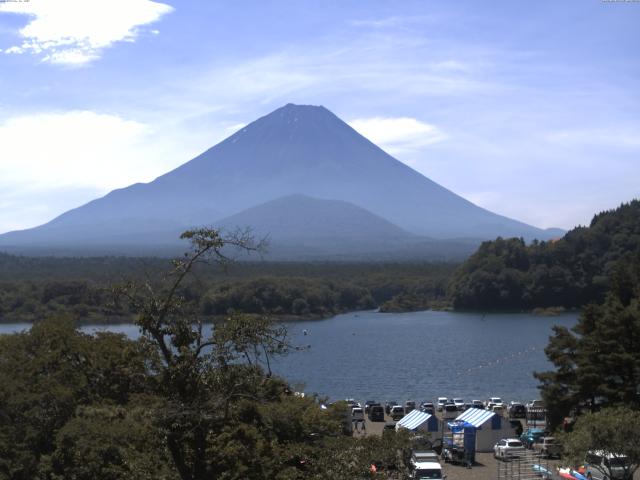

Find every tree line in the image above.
[0,257,455,323]
[448,200,640,310]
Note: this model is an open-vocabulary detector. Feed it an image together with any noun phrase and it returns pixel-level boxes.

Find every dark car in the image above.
[509,403,526,419]
[404,401,416,414]
[385,401,398,415]
[369,405,385,422]
[364,400,378,414]
[420,402,435,415]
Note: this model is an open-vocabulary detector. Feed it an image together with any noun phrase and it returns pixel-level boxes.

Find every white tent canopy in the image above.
[454,408,496,427]
[396,410,432,430]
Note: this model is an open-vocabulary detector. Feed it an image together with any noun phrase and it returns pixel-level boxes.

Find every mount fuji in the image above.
[0,103,561,258]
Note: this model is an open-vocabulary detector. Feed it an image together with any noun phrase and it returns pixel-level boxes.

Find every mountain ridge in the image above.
[0,103,563,257]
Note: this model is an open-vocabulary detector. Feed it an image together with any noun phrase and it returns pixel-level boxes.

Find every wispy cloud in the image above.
[349,117,447,155]
[546,128,640,149]
[350,15,438,29]
[0,0,173,65]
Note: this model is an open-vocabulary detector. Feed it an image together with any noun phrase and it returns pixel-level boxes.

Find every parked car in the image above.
[526,399,545,410]
[364,400,378,414]
[452,398,465,410]
[508,402,526,418]
[410,452,445,480]
[486,397,504,409]
[346,399,361,409]
[584,451,630,480]
[520,428,546,448]
[411,450,440,465]
[442,403,458,420]
[491,404,506,415]
[351,407,364,421]
[369,405,385,422]
[471,399,485,409]
[436,397,448,412]
[385,401,399,415]
[533,437,562,458]
[405,401,416,414]
[390,405,405,421]
[420,402,435,415]
[494,438,525,460]
[410,460,445,480]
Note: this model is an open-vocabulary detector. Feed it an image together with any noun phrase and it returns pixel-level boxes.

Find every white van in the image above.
[390,405,405,420]
[351,407,364,421]
[584,451,630,480]
[411,460,446,480]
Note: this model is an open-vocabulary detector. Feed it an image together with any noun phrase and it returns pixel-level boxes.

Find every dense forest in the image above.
[535,249,640,429]
[0,230,419,480]
[448,200,640,310]
[0,254,455,323]
[2,200,639,323]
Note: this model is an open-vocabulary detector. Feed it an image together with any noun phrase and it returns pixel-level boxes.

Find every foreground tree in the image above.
[116,228,306,480]
[561,407,640,480]
[0,228,411,479]
[535,251,640,428]
[0,318,150,480]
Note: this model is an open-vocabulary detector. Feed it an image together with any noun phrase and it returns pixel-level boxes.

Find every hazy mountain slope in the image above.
[216,194,412,241]
[213,194,478,261]
[0,103,560,255]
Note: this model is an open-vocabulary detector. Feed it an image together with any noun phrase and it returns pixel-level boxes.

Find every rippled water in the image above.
[0,310,578,404]
[271,310,578,404]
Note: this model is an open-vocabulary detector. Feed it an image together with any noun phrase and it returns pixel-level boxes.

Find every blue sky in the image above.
[0,0,638,234]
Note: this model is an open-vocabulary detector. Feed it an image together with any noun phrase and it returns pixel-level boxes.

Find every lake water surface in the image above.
[0,310,578,404]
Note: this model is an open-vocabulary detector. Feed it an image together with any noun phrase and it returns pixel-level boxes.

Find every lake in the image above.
[0,310,578,405]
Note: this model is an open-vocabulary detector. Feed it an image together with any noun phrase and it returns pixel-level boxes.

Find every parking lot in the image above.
[351,407,639,480]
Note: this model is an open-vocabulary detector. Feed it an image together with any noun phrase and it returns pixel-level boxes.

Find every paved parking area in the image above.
[352,410,639,480]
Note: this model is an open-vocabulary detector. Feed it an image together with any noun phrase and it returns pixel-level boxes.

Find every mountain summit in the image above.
[0,103,560,257]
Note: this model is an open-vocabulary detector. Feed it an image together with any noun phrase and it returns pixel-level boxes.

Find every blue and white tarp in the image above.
[396,410,434,431]
[454,408,497,428]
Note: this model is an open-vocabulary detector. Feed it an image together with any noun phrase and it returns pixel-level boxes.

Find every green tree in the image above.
[560,407,640,480]
[0,317,150,480]
[536,251,640,428]
[116,228,294,480]
[39,403,176,480]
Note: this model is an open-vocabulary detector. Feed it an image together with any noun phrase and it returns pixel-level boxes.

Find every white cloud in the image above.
[0,111,157,189]
[0,110,238,233]
[0,0,173,65]
[546,128,640,149]
[348,117,447,155]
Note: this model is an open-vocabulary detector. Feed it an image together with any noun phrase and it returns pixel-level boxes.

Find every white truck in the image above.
[411,451,446,480]
[411,461,446,480]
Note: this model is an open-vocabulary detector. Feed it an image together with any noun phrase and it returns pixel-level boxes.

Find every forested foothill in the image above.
[0,254,454,324]
[448,200,640,311]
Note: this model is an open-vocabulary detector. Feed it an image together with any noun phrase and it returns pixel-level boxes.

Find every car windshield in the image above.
[608,457,629,468]
[415,469,442,479]
[507,441,523,447]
